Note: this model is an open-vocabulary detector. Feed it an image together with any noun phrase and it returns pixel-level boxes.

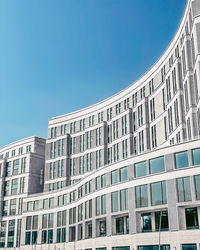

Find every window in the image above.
[149,156,165,174]
[96,177,101,190]
[182,245,197,250]
[185,207,199,229]
[177,177,191,202]
[111,170,118,184]
[155,211,169,231]
[10,199,16,215]
[138,246,170,250]
[175,151,189,169]
[101,174,106,188]
[5,162,11,177]
[7,220,15,247]
[134,161,146,178]
[4,181,10,196]
[96,196,100,216]
[25,232,31,245]
[13,159,19,175]
[151,181,167,206]
[120,189,128,211]
[111,191,118,212]
[21,157,26,173]
[135,185,148,208]
[11,179,18,195]
[99,220,106,237]
[194,175,200,200]
[48,229,53,244]
[101,195,106,215]
[42,230,47,244]
[141,213,152,232]
[192,148,200,165]
[119,167,128,182]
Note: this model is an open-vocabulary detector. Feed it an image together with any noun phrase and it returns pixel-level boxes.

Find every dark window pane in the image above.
[182,245,197,250]
[185,208,199,229]
[155,211,169,231]
[142,213,152,232]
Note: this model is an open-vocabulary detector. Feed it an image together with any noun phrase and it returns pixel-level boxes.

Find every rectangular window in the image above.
[101,194,106,215]
[119,167,128,182]
[11,179,18,195]
[194,175,200,200]
[120,189,128,211]
[177,177,191,202]
[149,156,165,174]
[185,207,199,229]
[13,159,19,175]
[175,151,189,169]
[151,181,167,206]
[192,148,200,165]
[135,184,148,208]
[155,211,169,231]
[111,170,118,184]
[134,161,146,178]
[111,191,118,212]
[141,213,152,232]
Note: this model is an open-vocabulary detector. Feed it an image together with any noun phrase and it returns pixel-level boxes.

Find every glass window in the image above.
[194,175,200,200]
[42,214,48,229]
[111,170,118,184]
[112,247,130,250]
[48,229,53,244]
[138,246,170,250]
[13,159,19,175]
[177,177,191,202]
[41,230,47,244]
[175,151,189,168]
[120,189,128,211]
[48,213,54,228]
[25,232,31,245]
[141,213,152,232]
[111,191,118,212]
[96,196,100,216]
[32,215,38,230]
[116,217,124,234]
[155,211,169,231]
[32,231,37,244]
[134,161,146,178]
[96,177,101,190]
[26,216,32,230]
[101,195,106,215]
[101,174,106,188]
[182,245,197,250]
[192,148,200,165]
[119,167,128,182]
[149,157,165,174]
[11,179,18,195]
[185,207,199,229]
[151,181,167,206]
[99,220,106,236]
[135,184,148,208]
[43,199,48,209]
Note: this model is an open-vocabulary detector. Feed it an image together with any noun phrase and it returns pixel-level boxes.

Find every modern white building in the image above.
[1,0,200,249]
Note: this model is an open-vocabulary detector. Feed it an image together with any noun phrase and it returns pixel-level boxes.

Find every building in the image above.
[0,136,46,248]
[1,0,200,249]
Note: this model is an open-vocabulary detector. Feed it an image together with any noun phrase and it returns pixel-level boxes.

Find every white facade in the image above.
[1,0,200,249]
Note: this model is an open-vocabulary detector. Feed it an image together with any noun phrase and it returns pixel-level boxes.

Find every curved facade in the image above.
[1,0,200,249]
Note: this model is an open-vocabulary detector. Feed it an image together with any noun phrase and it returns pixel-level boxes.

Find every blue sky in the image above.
[0,0,186,148]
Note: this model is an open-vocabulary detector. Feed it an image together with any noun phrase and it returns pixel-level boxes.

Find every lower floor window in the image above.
[112,247,130,250]
[182,245,197,250]
[114,216,129,235]
[138,245,170,250]
[48,230,53,244]
[185,208,199,229]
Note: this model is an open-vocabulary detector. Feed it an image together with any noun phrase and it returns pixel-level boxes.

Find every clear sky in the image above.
[0,0,186,148]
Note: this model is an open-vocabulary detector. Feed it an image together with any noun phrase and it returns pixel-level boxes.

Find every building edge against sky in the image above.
[1,0,200,249]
